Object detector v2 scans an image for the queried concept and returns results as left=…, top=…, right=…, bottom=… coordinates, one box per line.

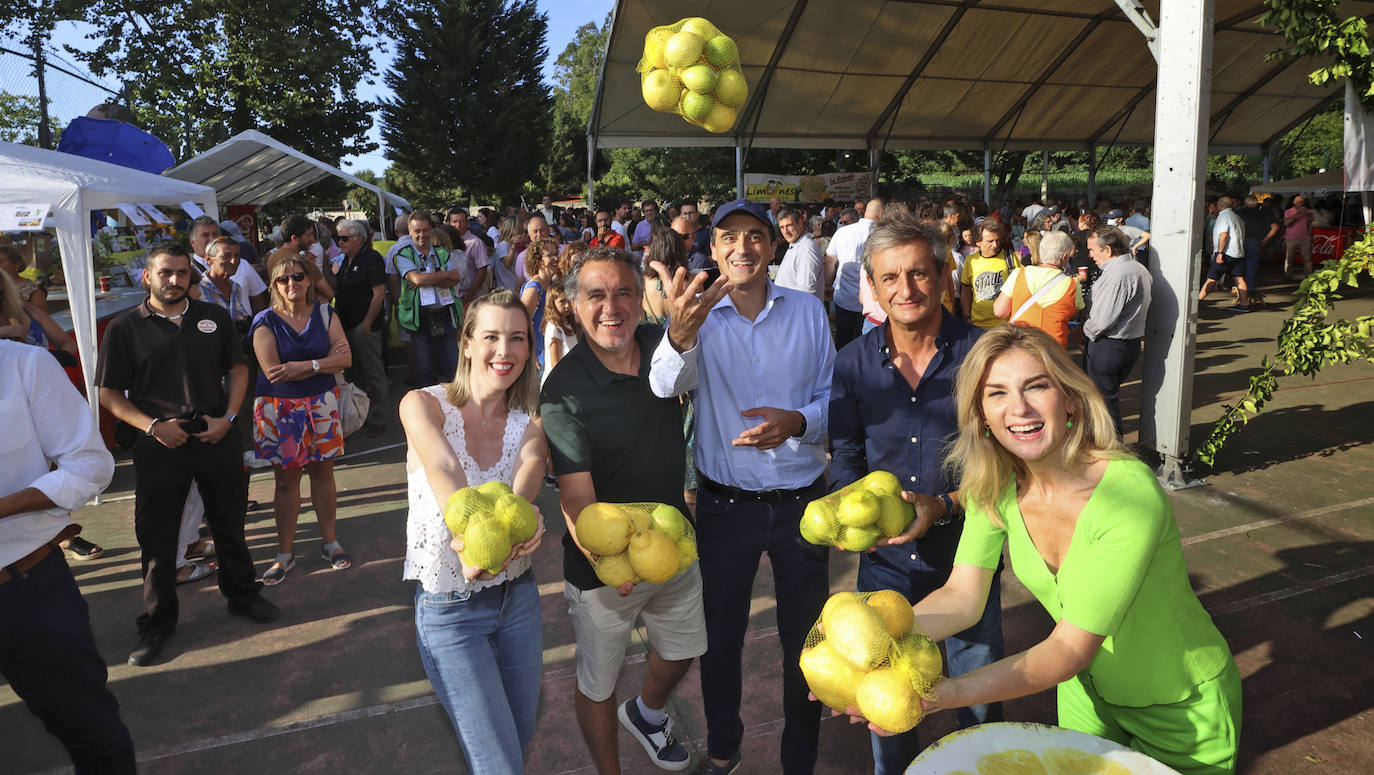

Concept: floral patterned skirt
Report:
left=253, top=387, right=344, bottom=469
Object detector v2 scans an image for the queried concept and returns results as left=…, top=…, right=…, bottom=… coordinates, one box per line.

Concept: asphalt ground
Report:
left=6, top=268, right=1372, bottom=774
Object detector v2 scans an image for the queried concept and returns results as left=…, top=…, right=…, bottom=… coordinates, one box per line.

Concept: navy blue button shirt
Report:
left=828, top=311, right=983, bottom=573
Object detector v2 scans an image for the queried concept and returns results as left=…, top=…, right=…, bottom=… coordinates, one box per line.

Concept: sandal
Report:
left=321, top=546, right=352, bottom=570
left=63, top=536, right=105, bottom=561
left=185, top=539, right=216, bottom=561
left=177, top=560, right=217, bottom=585
left=262, top=554, right=295, bottom=586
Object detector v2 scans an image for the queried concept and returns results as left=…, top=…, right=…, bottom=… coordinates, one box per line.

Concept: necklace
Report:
left=153, top=299, right=190, bottom=321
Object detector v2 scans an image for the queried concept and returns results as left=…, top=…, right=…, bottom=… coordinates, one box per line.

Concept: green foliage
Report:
left=1260, top=0, right=1374, bottom=108
left=600, top=147, right=736, bottom=205
left=0, top=92, right=58, bottom=145
left=72, top=0, right=378, bottom=164
left=380, top=0, right=551, bottom=205
left=541, top=16, right=608, bottom=197
left=1195, top=236, right=1374, bottom=466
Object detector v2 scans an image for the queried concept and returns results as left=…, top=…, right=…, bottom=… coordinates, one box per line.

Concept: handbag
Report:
left=319, top=303, right=371, bottom=437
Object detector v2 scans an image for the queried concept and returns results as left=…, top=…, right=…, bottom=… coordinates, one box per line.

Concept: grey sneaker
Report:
left=618, top=698, right=692, bottom=771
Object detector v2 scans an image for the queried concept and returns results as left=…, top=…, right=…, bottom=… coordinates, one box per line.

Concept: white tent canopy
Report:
left=1251, top=169, right=1344, bottom=195
left=590, top=0, right=1365, bottom=155
left=0, top=142, right=219, bottom=423
left=165, top=130, right=408, bottom=230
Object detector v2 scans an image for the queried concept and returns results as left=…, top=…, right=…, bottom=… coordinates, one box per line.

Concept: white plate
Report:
left=905, top=722, right=1181, bottom=774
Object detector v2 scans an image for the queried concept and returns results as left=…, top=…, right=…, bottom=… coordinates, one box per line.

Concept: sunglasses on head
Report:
left=274, top=271, right=307, bottom=285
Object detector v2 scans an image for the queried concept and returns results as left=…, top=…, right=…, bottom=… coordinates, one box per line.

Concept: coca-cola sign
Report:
left=1312, top=232, right=1341, bottom=259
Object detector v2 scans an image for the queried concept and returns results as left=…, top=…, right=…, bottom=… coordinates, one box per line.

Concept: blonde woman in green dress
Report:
left=852, top=324, right=1241, bottom=775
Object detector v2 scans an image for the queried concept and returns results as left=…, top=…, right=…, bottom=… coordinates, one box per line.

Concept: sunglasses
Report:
left=336, top=234, right=353, bottom=242
left=274, top=272, right=307, bottom=285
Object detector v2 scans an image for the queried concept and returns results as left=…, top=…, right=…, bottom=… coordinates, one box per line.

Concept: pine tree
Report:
left=381, top=0, right=551, bottom=204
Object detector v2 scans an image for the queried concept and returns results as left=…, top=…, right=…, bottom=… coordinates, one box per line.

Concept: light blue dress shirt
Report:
left=649, top=282, right=835, bottom=491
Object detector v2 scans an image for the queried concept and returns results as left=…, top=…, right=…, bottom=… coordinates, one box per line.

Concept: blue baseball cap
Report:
left=710, top=198, right=775, bottom=237
left=1105, top=208, right=1125, bottom=220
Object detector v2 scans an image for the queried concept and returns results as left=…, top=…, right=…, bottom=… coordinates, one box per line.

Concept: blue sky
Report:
left=43, top=0, right=614, bottom=175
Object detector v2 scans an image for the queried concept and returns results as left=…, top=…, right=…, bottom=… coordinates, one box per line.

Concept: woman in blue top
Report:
left=519, top=238, right=556, bottom=375
left=251, top=253, right=353, bottom=585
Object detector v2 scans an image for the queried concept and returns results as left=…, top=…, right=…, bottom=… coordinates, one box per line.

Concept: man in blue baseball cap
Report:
left=648, top=198, right=836, bottom=774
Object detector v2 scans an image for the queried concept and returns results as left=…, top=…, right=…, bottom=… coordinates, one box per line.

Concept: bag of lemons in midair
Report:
left=638, top=17, right=747, bottom=133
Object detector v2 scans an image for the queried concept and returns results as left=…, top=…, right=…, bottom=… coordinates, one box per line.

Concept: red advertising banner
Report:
left=226, top=204, right=258, bottom=243
left=1311, top=226, right=1360, bottom=264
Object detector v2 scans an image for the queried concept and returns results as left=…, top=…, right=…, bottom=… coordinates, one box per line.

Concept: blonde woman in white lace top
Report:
left=399, top=290, right=548, bottom=773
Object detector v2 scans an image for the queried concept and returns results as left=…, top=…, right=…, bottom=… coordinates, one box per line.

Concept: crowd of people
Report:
left=2, top=187, right=1268, bottom=775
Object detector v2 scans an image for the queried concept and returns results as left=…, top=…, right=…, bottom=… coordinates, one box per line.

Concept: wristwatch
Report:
left=311, top=359, right=321, bottom=374
left=934, top=492, right=959, bottom=526
left=792, top=415, right=808, bottom=438
left=225, top=414, right=237, bottom=424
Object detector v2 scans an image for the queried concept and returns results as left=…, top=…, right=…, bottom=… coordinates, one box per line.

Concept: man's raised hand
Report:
left=650, top=261, right=732, bottom=353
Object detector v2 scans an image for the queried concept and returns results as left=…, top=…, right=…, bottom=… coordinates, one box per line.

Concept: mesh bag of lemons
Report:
left=800, top=589, right=944, bottom=734
left=573, top=502, right=697, bottom=587
left=637, top=17, right=748, bottom=133
left=800, top=471, right=915, bottom=552
left=443, top=481, right=539, bottom=575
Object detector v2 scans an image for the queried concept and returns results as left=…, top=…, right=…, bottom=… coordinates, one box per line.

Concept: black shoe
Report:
left=128, top=632, right=168, bottom=666
left=227, top=595, right=281, bottom=624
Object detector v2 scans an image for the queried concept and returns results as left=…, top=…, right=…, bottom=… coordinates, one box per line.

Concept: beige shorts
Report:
left=1285, top=238, right=1310, bottom=262
left=563, top=562, right=707, bottom=703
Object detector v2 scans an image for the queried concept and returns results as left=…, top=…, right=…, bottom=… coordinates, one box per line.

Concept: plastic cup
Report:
left=98, top=276, right=111, bottom=292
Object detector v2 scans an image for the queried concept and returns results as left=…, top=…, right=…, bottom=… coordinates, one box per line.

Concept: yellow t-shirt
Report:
left=960, top=252, right=1012, bottom=328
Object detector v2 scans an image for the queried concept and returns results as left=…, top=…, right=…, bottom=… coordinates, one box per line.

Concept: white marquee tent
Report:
left=166, top=130, right=409, bottom=233
left=0, top=142, right=219, bottom=423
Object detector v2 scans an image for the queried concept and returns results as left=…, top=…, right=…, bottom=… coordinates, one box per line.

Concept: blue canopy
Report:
left=56, top=116, right=175, bottom=175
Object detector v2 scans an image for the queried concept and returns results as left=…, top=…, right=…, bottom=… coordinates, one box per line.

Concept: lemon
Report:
left=650, top=503, right=688, bottom=541
left=875, top=495, right=912, bottom=538
left=837, top=489, right=880, bottom=528
left=642, top=69, right=680, bottom=112
left=822, top=596, right=891, bottom=670
left=799, top=640, right=864, bottom=711
left=837, top=524, right=882, bottom=552
left=800, top=500, right=838, bottom=545
left=863, top=470, right=903, bottom=498
left=976, top=750, right=1049, bottom=775
left=443, top=487, right=491, bottom=537
left=459, top=513, right=513, bottom=575
left=701, top=103, right=736, bottom=134
left=576, top=503, right=632, bottom=556
left=865, top=589, right=914, bottom=638
left=889, top=633, right=943, bottom=694
left=681, top=64, right=719, bottom=94
left=664, top=31, right=705, bottom=68
left=676, top=537, right=698, bottom=573
left=1041, top=748, right=1109, bottom=775
left=856, top=667, right=925, bottom=733
left=680, top=91, right=713, bottom=123
left=495, top=493, right=537, bottom=544
left=594, top=552, right=639, bottom=588
left=679, top=17, right=719, bottom=41
left=642, top=27, right=674, bottom=70
left=627, top=530, right=680, bottom=584
left=714, top=69, right=748, bottom=108
left=704, top=34, right=739, bottom=68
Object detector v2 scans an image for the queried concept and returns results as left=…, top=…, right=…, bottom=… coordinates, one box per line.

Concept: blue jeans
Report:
left=695, top=480, right=830, bottom=774
left=857, top=554, right=1005, bottom=775
left=409, top=308, right=458, bottom=386
left=414, top=572, right=543, bottom=774
left=1243, top=238, right=1262, bottom=292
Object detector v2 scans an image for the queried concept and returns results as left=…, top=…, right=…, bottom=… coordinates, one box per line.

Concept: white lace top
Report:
left=404, top=386, right=533, bottom=594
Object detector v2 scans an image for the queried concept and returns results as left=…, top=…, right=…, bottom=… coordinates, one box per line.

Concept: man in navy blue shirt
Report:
left=829, top=206, right=1004, bottom=774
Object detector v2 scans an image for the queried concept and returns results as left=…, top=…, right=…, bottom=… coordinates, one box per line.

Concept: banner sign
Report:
left=0, top=203, right=50, bottom=231
left=744, top=172, right=873, bottom=203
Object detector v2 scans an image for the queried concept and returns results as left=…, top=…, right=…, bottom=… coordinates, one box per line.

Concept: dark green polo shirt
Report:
left=541, top=323, right=688, bottom=590
left=95, top=298, right=243, bottom=420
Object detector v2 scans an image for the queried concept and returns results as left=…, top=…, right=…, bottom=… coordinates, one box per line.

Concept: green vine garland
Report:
left=1195, top=236, right=1374, bottom=466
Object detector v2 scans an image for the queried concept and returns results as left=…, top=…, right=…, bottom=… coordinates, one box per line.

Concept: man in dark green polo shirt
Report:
left=96, top=245, right=279, bottom=668
left=541, top=246, right=706, bottom=774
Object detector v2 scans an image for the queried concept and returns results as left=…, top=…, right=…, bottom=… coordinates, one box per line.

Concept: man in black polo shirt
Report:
left=541, top=246, right=706, bottom=774
left=96, top=245, right=279, bottom=667
left=333, top=218, right=389, bottom=436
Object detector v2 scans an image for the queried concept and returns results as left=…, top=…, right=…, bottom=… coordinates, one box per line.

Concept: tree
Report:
left=71, top=0, right=378, bottom=164
left=0, top=93, right=57, bottom=145
left=541, top=16, right=608, bottom=198
left=380, top=0, right=551, bottom=205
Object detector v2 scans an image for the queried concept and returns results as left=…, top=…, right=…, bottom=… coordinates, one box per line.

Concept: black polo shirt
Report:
left=95, top=298, right=243, bottom=420
left=333, top=247, right=388, bottom=331
left=541, top=323, right=688, bottom=590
